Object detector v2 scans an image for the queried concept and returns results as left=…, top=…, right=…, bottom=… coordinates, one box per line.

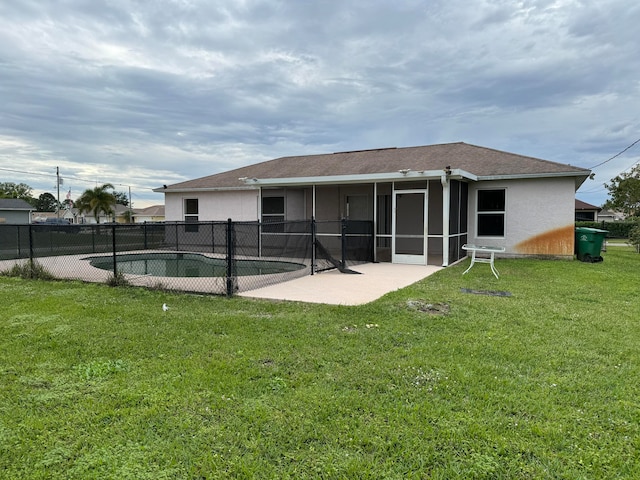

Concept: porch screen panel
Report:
left=460, top=182, right=468, bottom=234
left=447, top=181, right=468, bottom=263
left=428, top=180, right=443, bottom=235
left=449, top=180, right=460, bottom=234
left=395, top=192, right=425, bottom=256
left=449, top=235, right=468, bottom=263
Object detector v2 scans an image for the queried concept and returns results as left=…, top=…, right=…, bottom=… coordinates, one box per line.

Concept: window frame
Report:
left=261, top=196, right=285, bottom=232
left=476, top=189, right=506, bottom=238
left=184, top=198, right=199, bottom=233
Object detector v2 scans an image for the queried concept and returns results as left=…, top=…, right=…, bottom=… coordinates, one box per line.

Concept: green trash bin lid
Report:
left=575, top=227, right=608, bottom=234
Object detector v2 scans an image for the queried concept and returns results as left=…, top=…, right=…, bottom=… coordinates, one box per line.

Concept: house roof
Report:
left=0, top=198, right=34, bottom=210
left=155, top=142, right=591, bottom=192
left=575, top=199, right=601, bottom=211
left=133, top=205, right=165, bottom=216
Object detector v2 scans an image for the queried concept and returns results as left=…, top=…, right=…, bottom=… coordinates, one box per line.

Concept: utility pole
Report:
left=128, top=185, right=133, bottom=223
left=56, top=167, right=61, bottom=218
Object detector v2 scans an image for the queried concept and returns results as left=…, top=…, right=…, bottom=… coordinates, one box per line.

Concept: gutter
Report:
left=477, top=171, right=591, bottom=189
left=240, top=168, right=478, bottom=186
left=152, top=186, right=258, bottom=193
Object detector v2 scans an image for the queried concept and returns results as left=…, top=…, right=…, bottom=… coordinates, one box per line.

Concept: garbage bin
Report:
left=575, top=227, right=608, bottom=262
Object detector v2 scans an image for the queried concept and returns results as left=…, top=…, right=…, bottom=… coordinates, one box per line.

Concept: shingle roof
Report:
left=133, top=205, right=165, bottom=216
left=575, top=199, right=601, bottom=211
left=0, top=198, right=34, bottom=210
left=157, top=142, right=590, bottom=191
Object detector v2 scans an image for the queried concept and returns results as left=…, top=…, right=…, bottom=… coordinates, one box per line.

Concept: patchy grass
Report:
left=1, top=248, right=639, bottom=478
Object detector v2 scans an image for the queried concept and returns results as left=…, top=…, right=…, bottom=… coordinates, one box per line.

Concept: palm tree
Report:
left=75, top=183, right=116, bottom=223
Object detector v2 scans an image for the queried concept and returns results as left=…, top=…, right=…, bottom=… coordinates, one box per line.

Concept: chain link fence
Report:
left=0, top=219, right=374, bottom=296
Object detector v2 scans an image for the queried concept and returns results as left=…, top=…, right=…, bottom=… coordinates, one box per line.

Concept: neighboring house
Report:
left=154, top=142, right=591, bottom=266
left=575, top=199, right=601, bottom=222
left=0, top=198, right=34, bottom=224
left=598, top=209, right=626, bottom=222
left=132, top=205, right=165, bottom=223
left=74, top=204, right=131, bottom=224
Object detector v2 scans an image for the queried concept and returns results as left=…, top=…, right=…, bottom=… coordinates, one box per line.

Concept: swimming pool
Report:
left=86, top=252, right=307, bottom=277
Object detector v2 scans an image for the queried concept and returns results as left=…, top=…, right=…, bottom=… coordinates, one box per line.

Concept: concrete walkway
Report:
left=239, top=263, right=443, bottom=305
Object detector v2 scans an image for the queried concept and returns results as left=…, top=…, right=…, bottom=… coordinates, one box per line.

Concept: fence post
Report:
left=341, top=217, right=347, bottom=270
left=17, top=225, right=22, bottom=258
left=28, top=224, right=34, bottom=277
left=226, top=218, right=236, bottom=297
left=111, top=224, right=118, bottom=278
left=143, top=223, right=148, bottom=250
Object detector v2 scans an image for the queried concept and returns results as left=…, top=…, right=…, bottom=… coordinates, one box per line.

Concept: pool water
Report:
left=87, top=252, right=306, bottom=277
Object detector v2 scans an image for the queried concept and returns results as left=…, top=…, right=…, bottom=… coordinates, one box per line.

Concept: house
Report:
left=154, top=142, right=591, bottom=266
left=597, top=209, right=626, bottom=222
left=73, top=204, right=132, bottom=224
left=0, top=198, right=34, bottom=224
left=132, top=205, right=165, bottom=223
left=575, top=199, right=601, bottom=222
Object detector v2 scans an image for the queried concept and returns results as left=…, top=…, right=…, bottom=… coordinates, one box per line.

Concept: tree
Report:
left=0, top=182, right=34, bottom=201
left=75, top=183, right=116, bottom=223
left=113, top=191, right=130, bottom=207
left=629, top=221, right=640, bottom=253
left=604, top=164, right=640, bottom=217
left=34, top=192, right=59, bottom=212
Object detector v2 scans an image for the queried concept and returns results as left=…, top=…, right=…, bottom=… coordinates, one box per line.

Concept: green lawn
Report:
left=1, top=248, right=639, bottom=479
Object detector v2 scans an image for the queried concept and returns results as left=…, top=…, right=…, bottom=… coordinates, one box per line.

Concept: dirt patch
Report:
left=461, top=288, right=512, bottom=297
left=406, top=300, right=450, bottom=315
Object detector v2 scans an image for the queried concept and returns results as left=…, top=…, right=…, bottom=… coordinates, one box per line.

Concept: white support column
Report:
left=373, top=182, right=378, bottom=262
left=441, top=175, right=450, bottom=267
left=257, top=186, right=262, bottom=220
left=312, top=184, right=316, bottom=218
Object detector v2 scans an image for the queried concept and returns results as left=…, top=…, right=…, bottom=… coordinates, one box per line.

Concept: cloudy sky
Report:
left=1, top=0, right=639, bottom=208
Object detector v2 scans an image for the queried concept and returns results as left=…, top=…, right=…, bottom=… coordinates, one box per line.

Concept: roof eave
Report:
left=478, top=171, right=591, bottom=189
left=245, top=169, right=478, bottom=186
left=153, top=186, right=258, bottom=193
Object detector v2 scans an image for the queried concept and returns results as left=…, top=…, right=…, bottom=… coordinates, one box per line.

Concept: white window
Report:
left=184, top=198, right=199, bottom=232
left=262, top=196, right=285, bottom=232
left=477, top=189, right=505, bottom=237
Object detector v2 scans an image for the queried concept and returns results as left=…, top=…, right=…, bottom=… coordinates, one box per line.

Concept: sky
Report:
left=1, top=0, right=639, bottom=209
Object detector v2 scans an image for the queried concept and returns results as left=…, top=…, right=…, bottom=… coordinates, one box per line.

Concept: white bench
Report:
left=462, top=244, right=505, bottom=279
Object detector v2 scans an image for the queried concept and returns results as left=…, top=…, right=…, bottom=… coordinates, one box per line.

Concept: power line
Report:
left=589, top=137, right=640, bottom=169
left=0, top=166, right=153, bottom=190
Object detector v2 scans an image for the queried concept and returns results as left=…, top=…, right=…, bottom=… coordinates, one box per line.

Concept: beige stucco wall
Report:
left=467, top=177, right=576, bottom=257
left=165, top=190, right=259, bottom=222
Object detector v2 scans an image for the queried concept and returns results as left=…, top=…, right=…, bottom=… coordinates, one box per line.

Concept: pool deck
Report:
left=1, top=254, right=443, bottom=306
left=239, top=263, right=443, bottom=305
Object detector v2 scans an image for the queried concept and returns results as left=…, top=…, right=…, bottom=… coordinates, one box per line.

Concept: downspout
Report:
left=441, top=173, right=451, bottom=267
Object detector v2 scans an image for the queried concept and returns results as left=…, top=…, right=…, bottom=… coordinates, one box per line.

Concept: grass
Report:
left=1, top=248, right=639, bottom=479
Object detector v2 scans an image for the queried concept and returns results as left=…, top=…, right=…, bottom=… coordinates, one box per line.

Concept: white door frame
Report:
left=392, top=188, right=427, bottom=265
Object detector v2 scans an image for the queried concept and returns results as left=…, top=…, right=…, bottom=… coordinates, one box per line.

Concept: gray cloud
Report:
left=1, top=0, right=639, bottom=207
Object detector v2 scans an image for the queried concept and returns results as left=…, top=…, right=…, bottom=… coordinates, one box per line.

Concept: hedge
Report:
left=575, top=221, right=638, bottom=238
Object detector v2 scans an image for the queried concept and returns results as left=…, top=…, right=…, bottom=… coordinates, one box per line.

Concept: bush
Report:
left=0, top=260, right=55, bottom=280
left=575, top=221, right=637, bottom=238
left=629, top=222, right=640, bottom=253
left=106, top=271, right=131, bottom=287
